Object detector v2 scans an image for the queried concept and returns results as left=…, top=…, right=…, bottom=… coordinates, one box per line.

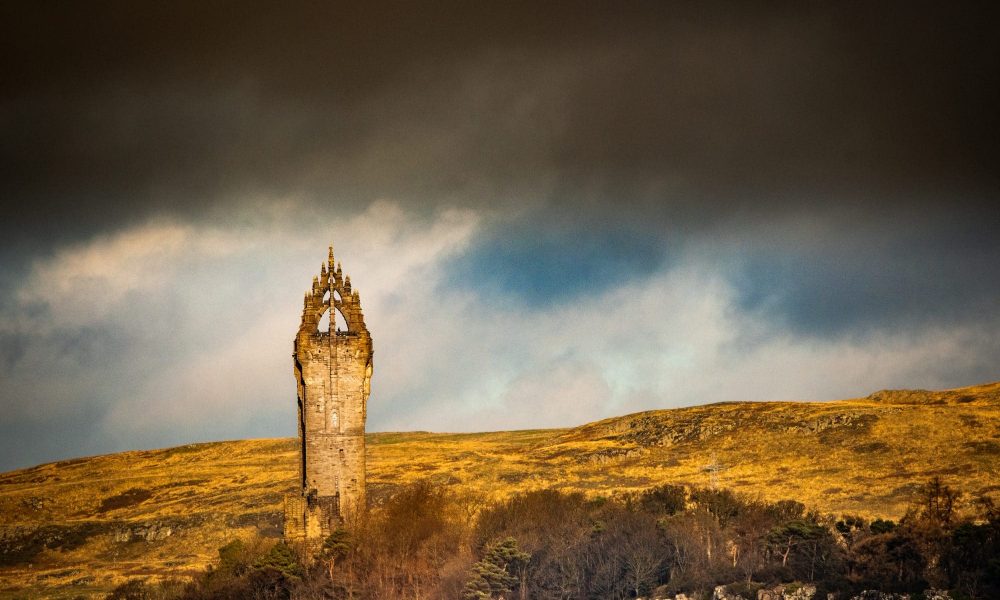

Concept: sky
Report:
left=1, top=2, right=999, bottom=471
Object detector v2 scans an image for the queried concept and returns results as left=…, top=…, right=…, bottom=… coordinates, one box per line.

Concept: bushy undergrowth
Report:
left=108, top=477, right=1000, bottom=600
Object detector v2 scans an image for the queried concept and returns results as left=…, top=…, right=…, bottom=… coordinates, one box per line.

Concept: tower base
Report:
left=283, top=493, right=340, bottom=559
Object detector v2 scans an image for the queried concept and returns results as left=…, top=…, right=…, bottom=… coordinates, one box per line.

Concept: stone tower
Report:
left=284, top=246, right=373, bottom=549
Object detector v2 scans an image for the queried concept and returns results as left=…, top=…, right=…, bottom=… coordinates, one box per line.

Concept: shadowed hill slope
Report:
left=1, top=382, right=998, bottom=597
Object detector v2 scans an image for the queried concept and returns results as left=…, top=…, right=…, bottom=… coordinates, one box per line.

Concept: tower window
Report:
left=333, top=307, right=349, bottom=332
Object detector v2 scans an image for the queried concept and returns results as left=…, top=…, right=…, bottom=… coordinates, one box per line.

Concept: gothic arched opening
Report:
left=333, top=307, right=349, bottom=332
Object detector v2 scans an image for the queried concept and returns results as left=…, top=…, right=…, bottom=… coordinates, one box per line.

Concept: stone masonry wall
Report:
left=285, top=246, right=373, bottom=548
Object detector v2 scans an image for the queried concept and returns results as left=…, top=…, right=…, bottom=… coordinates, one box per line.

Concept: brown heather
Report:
left=1, top=381, right=998, bottom=597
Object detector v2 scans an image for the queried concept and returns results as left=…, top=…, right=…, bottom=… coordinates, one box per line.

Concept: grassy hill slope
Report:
left=2, top=382, right=999, bottom=597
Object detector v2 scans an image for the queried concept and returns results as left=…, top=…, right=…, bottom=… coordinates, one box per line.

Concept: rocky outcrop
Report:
left=785, top=413, right=877, bottom=435
left=583, top=446, right=647, bottom=464
left=757, top=584, right=817, bottom=600
left=866, top=383, right=1000, bottom=405
left=111, top=522, right=173, bottom=542
left=710, top=583, right=819, bottom=600
left=848, top=591, right=951, bottom=600
left=714, top=586, right=747, bottom=600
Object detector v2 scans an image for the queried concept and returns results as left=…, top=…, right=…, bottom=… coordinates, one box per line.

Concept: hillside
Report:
left=2, top=382, right=999, bottom=598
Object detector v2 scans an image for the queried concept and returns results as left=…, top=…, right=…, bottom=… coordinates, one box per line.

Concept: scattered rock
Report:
left=112, top=522, right=173, bottom=543
left=787, top=413, right=876, bottom=435
left=757, top=583, right=816, bottom=600
left=585, top=447, right=647, bottom=464
left=19, top=496, right=48, bottom=511
left=715, top=585, right=748, bottom=600
left=848, top=591, right=911, bottom=600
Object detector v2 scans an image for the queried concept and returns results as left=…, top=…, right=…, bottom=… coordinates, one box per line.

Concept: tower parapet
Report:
left=284, top=245, right=373, bottom=552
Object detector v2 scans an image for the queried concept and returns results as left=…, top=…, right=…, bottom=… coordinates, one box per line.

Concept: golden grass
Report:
left=1, top=382, right=998, bottom=598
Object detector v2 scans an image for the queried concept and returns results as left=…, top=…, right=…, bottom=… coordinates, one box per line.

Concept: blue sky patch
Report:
left=446, top=220, right=671, bottom=307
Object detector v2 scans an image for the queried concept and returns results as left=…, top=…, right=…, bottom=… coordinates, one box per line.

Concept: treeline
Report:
left=107, top=477, right=999, bottom=600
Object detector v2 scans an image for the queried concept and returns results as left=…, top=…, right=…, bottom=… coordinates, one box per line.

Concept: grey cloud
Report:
left=724, top=206, right=1000, bottom=337
left=2, top=2, right=997, bottom=250
left=0, top=412, right=108, bottom=473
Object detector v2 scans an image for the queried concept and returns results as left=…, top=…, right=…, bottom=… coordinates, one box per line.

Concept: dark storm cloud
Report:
left=0, top=409, right=110, bottom=473
left=732, top=206, right=1000, bottom=336
left=0, top=332, right=27, bottom=371
left=2, top=2, right=997, bottom=241
left=445, top=198, right=1000, bottom=337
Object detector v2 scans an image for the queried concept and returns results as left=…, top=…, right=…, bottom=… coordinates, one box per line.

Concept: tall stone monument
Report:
left=284, top=246, right=373, bottom=550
